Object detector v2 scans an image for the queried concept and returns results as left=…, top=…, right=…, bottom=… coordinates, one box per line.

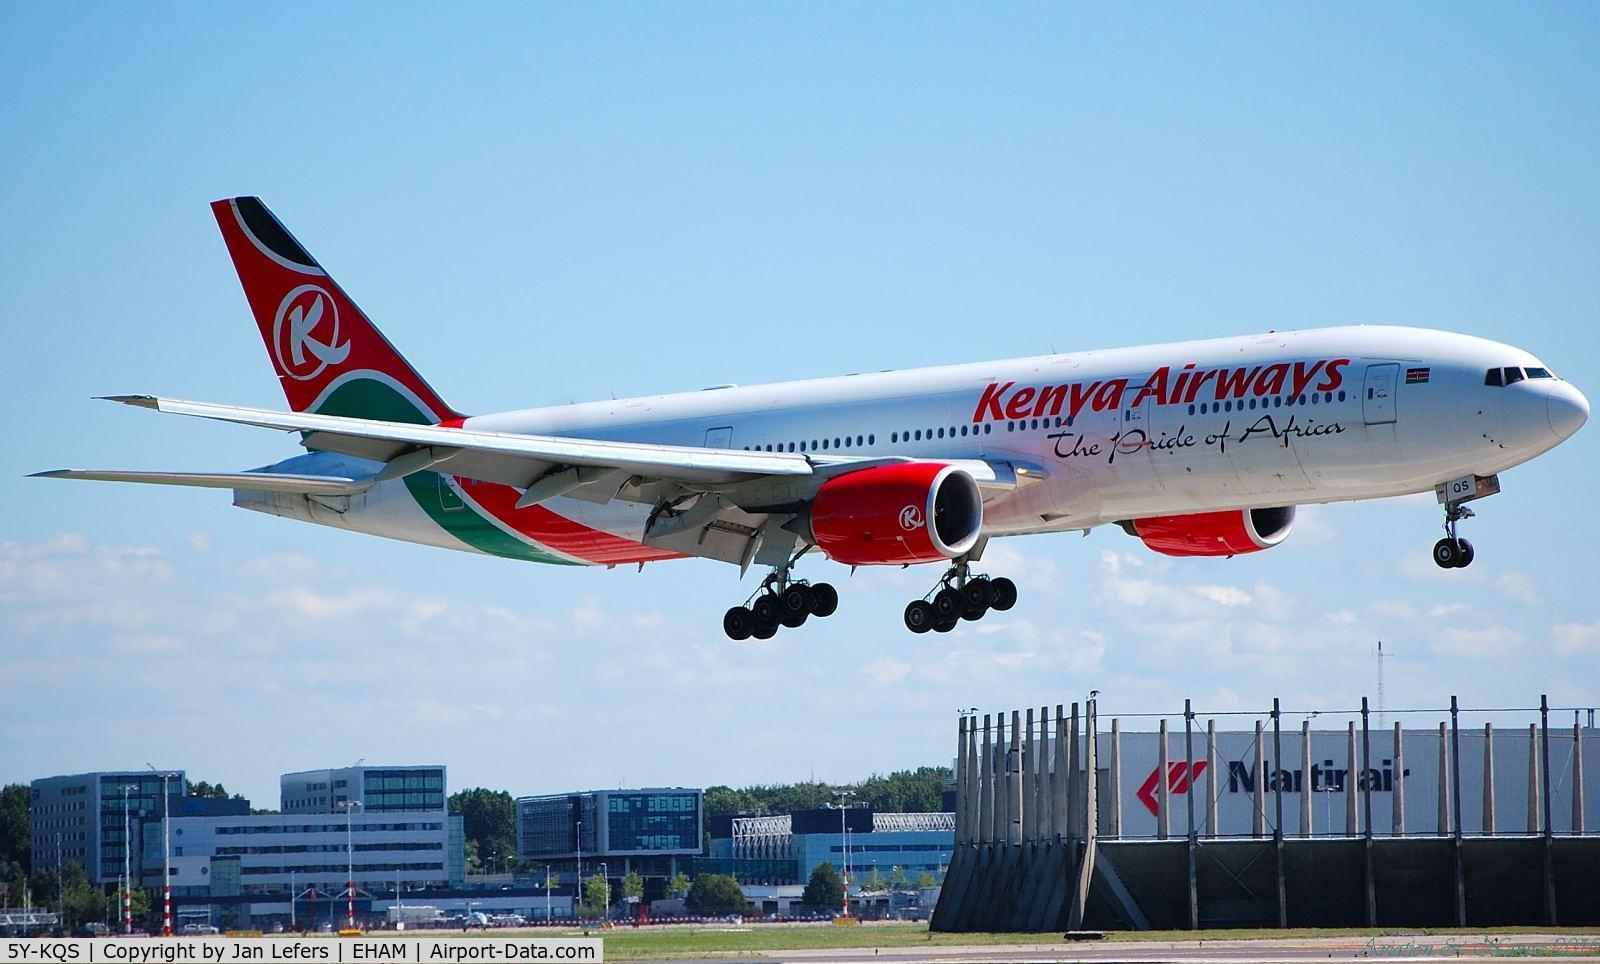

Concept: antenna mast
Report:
left=1376, top=640, right=1386, bottom=732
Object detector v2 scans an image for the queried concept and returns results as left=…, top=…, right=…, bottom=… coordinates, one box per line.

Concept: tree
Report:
left=448, top=789, right=518, bottom=874
left=801, top=862, right=844, bottom=911
left=0, top=785, right=30, bottom=875
left=860, top=867, right=886, bottom=892
left=186, top=781, right=242, bottom=800
left=664, top=872, right=691, bottom=900
left=914, top=870, right=938, bottom=889
left=620, top=870, right=644, bottom=902
left=579, top=874, right=610, bottom=918
left=685, top=874, right=747, bottom=916
left=888, top=866, right=909, bottom=891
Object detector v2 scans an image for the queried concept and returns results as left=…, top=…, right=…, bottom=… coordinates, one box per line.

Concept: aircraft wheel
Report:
left=904, top=600, right=934, bottom=634
left=723, top=606, right=754, bottom=641
left=751, top=621, right=778, bottom=640
left=932, top=587, right=963, bottom=620
left=780, top=586, right=811, bottom=627
left=961, top=604, right=986, bottom=622
left=933, top=615, right=959, bottom=633
left=989, top=577, right=1018, bottom=611
left=811, top=582, right=839, bottom=618
left=1455, top=538, right=1475, bottom=568
left=752, top=593, right=781, bottom=629
left=962, top=578, right=994, bottom=612
left=1432, top=538, right=1460, bottom=569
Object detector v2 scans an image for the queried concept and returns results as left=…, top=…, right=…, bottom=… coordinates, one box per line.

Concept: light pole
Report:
left=598, top=862, right=609, bottom=921
left=289, top=870, right=295, bottom=931
left=575, top=819, right=583, bottom=916
left=121, top=784, right=137, bottom=934
left=830, top=790, right=855, bottom=918
left=339, top=800, right=361, bottom=930
left=145, top=766, right=175, bottom=936
left=541, top=866, right=551, bottom=923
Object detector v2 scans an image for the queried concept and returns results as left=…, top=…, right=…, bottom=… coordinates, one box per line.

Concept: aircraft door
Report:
left=1363, top=364, right=1399, bottom=425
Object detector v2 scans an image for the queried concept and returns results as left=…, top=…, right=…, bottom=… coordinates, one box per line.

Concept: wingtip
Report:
left=28, top=470, right=73, bottom=479
left=97, top=395, right=159, bottom=409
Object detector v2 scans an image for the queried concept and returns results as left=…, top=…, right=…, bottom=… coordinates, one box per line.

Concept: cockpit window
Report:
left=1527, top=367, right=1553, bottom=379
left=1504, top=367, right=1525, bottom=384
left=1485, top=368, right=1503, bottom=387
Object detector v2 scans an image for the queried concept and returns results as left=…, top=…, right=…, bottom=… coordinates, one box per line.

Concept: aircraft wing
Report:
left=29, top=469, right=370, bottom=495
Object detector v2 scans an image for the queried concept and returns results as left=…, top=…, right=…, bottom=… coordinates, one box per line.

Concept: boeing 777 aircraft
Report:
left=36, top=198, right=1589, bottom=638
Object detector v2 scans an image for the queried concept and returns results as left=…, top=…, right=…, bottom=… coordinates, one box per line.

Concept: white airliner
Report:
left=36, top=198, right=1589, bottom=638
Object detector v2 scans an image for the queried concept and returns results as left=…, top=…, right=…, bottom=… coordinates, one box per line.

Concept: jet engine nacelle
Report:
left=808, top=462, right=983, bottom=566
left=1127, top=506, right=1295, bottom=557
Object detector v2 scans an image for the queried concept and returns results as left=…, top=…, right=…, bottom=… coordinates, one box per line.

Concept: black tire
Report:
left=723, top=606, right=754, bottom=641
left=1432, top=538, right=1459, bottom=569
left=752, top=594, right=781, bottom=628
left=1455, top=538, right=1475, bottom=568
left=810, top=582, right=839, bottom=618
left=933, top=615, right=959, bottom=633
left=751, top=621, right=777, bottom=640
left=932, top=587, right=963, bottom=620
left=780, top=586, right=810, bottom=627
left=962, top=578, right=993, bottom=612
left=961, top=605, right=986, bottom=622
left=904, top=600, right=934, bottom=634
left=989, top=577, right=1018, bottom=611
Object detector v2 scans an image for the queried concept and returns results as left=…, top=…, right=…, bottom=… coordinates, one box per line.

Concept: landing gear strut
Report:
left=904, top=561, right=1016, bottom=634
left=723, top=548, right=838, bottom=640
left=1432, top=504, right=1476, bottom=569
left=1431, top=473, right=1500, bottom=569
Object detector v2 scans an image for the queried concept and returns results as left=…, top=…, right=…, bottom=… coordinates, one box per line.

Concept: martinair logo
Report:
left=1136, top=761, right=1208, bottom=816
left=273, top=284, right=351, bottom=381
left=899, top=505, right=925, bottom=531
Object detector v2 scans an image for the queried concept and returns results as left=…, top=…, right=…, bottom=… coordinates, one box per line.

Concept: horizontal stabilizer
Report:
left=30, top=469, right=371, bottom=495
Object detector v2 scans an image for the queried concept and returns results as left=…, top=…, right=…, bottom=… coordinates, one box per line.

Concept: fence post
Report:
left=1451, top=696, right=1465, bottom=927
left=1206, top=719, right=1219, bottom=840
left=1053, top=705, right=1068, bottom=840
left=1158, top=718, right=1170, bottom=840
left=1185, top=699, right=1198, bottom=931
left=1541, top=695, right=1556, bottom=925
left=1272, top=698, right=1287, bottom=929
left=1253, top=720, right=1266, bottom=839
left=1025, top=707, right=1037, bottom=843
left=1483, top=723, right=1496, bottom=835
left=1346, top=721, right=1359, bottom=836
left=1009, top=710, right=1023, bottom=845
left=1574, top=721, right=1586, bottom=835
left=1437, top=723, right=1451, bottom=837
left=1527, top=723, right=1540, bottom=836
left=1106, top=717, right=1119, bottom=841
left=1361, top=697, right=1375, bottom=926
left=1301, top=719, right=1313, bottom=836
left=1393, top=722, right=1406, bottom=836
left=956, top=716, right=968, bottom=845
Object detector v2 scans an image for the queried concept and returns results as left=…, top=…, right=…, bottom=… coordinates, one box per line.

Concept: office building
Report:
left=279, top=765, right=446, bottom=814
left=516, top=788, right=701, bottom=884
left=709, top=807, right=955, bottom=886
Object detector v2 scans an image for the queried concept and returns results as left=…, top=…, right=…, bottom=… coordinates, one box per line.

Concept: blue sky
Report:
left=2, top=3, right=1597, bottom=807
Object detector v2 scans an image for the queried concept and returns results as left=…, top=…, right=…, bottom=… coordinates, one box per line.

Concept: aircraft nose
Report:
left=1548, top=381, right=1589, bottom=441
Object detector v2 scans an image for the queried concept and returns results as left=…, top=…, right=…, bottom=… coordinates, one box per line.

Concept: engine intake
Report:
left=1127, top=506, right=1295, bottom=557
left=808, top=463, right=983, bottom=566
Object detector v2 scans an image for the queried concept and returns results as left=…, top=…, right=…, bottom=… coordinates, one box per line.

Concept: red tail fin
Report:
left=211, top=197, right=459, bottom=422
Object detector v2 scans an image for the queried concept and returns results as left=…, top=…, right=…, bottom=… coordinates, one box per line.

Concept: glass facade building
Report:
left=280, top=765, right=446, bottom=814
left=31, top=771, right=190, bottom=886
left=517, top=789, right=701, bottom=860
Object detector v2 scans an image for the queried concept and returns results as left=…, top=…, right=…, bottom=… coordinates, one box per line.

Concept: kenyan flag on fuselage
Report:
left=211, top=196, right=669, bottom=567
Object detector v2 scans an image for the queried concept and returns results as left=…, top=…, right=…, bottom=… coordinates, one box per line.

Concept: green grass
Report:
left=480, top=922, right=1600, bottom=961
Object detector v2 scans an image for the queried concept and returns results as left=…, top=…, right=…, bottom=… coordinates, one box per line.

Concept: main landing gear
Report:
left=1432, top=504, right=1476, bottom=569
left=1431, top=473, right=1502, bottom=569
left=904, top=562, right=1016, bottom=634
left=723, top=553, right=838, bottom=641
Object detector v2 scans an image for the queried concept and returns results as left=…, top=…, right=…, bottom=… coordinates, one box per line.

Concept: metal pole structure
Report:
left=1450, top=696, right=1465, bottom=926
left=981, top=714, right=994, bottom=844
left=1184, top=699, right=1197, bottom=931
left=1056, top=706, right=1071, bottom=841
left=290, top=870, right=295, bottom=930
left=1252, top=720, right=1266, bottom=838
left=1528, top=724, right=1541, bottom=836
left=122, top=784, right=134, bottom=934
left=1575, top=722, right=1586, bottom=836
left=1009, top=710, right=1023, bottom=845
left=1361, top=697, right=1375, bottom=926
left=1300, top=719, right=1313, bottom=836
left=1437, top=724, right=1451, bottom=837
left=146, top=765, right=173, bottom=937
left=1068, top=695, right=1098, bottom=931
left=956, top=716, right=968, bottom=845
left=577, top=818, right=583, bottom=917
left=1025, top=707, right=1037, bottom=843
left=1272, top=699, right=1286, bottom=929
left=1107, top=717, right=1120, bottom=840
left=1346, top=722, right=1359, bottom=836
left=342, top=800, right=360, bottom=930
left=1541, top=695, right=1556, bottom=925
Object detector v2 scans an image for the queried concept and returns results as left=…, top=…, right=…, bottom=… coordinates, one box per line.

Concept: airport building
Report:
left=280, top=765, right=446, bottom=814
left=706, top=807, right=956, bottom=886
left=28, top=771, right=250, bottom=887
left=516, top=788, right=702, bottom=884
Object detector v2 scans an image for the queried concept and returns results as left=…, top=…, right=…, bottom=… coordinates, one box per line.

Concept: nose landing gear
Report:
left=723, top=550, right=838, bottom=640
left=904, top=562, right=1016, bottom=634
left=1431, top=473, right=1500, bottom=569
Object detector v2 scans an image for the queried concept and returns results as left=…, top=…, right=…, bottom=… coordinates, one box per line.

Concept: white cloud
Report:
left=1550, top=621, right=1600, bottom=658
left=1496, top=572, right=1540, bottom=605
left=862, top=657, right=912, bottom=685
left=1428, top=625, right=1523, bottom=660
left=1193, top=584, right=1252, bottom=607
left=187, top=531, right=215, bottom=552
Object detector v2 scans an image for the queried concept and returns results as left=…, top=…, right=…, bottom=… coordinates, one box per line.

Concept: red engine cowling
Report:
left=1129, top=506, right=1295, bottom=557
left=809, top=462, right=983, bottom=566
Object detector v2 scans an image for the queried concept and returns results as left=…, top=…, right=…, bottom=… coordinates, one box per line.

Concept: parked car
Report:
left=179, top=923, right=220, bottom=935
